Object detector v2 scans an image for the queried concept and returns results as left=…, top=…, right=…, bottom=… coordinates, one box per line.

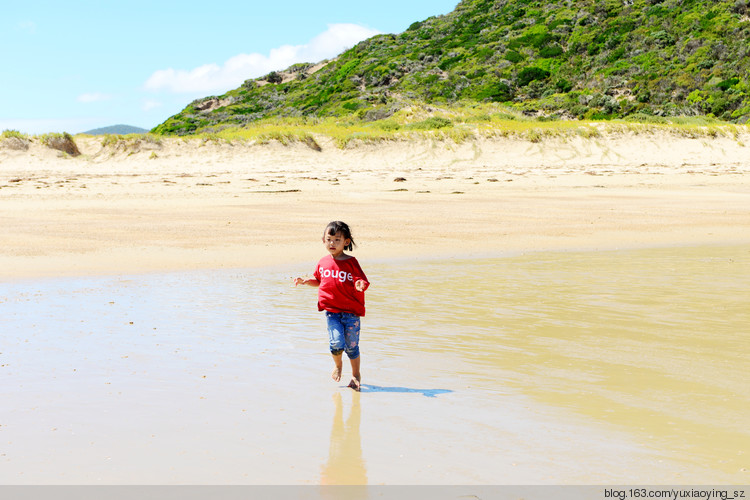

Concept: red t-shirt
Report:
left=313, top=255, right=369, bottom=316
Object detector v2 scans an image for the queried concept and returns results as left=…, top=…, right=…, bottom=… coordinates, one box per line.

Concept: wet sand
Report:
left=1, top=247, right=748, bottom=484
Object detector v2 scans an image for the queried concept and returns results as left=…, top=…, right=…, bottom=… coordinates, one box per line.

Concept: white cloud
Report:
left=142, top=100, right=163, bottom=111
left=144, top=23, right=381, bottom=94
left=77, top=93, right=112, bottom=103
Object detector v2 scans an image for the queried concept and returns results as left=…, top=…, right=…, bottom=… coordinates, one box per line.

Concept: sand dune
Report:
left=1, top=132, right=749, bottom=279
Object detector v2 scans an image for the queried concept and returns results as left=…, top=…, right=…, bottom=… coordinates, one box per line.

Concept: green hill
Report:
left=153, top=0, right=750, bottom=135
left=83, top=124, right=149, bottom=135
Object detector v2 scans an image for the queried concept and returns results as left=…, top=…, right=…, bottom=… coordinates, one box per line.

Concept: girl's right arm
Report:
left=293, top=277, right=320, bottom=287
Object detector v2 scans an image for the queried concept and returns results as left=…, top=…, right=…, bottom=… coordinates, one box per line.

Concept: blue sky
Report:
left=1, top=1, right=459, bottom=135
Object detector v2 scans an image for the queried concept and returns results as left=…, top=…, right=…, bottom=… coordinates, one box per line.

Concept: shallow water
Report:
left=1, top=246, right=748, bottom=484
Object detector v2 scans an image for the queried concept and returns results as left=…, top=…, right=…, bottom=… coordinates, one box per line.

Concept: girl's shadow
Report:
left=358, top=384, right=452, bottom=398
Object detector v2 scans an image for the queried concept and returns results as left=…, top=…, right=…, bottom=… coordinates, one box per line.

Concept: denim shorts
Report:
left=325, top=311, right=361, bottom=359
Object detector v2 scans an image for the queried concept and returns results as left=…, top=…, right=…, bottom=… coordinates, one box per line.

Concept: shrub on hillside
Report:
left=407, top=117, right=453, bottom=130
left=517, top=67, right=551, bottom=87
left=265, top=71, right=283, bottom=84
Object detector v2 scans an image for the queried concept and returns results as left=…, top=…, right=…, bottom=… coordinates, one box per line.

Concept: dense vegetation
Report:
left=153, top=0, right=750, bottom=135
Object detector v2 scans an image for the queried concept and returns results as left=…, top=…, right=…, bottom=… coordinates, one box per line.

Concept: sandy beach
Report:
left=2, top=131, right=750, bottom=487
left=2, top=130, right=749, bottom=279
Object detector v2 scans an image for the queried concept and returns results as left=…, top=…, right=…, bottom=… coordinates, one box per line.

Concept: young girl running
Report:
left=294, top=221, right=370, bottom=391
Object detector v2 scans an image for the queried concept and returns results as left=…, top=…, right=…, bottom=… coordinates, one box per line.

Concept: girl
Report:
left=294, top=221, right=369, bottom=391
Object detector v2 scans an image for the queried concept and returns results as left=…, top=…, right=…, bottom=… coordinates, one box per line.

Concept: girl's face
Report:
left=323, top=231, right=350, bottom=258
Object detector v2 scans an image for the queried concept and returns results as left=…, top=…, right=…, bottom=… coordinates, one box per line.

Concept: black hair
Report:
left=324, top=220, right=356, bottom=251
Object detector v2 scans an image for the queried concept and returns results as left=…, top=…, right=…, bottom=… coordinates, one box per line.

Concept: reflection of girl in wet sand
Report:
left=294, top=221, right=370, bottom=391
left=321, top=392, right=367, bottom=485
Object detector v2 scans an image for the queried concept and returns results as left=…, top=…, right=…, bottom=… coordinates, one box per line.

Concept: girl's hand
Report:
left=355, top=279, right=368, bottom=292
left=293, top=276, right=319, bottom=287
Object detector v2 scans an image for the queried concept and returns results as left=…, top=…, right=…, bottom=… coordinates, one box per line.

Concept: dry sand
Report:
left=1, top=131, right=749, bottom=280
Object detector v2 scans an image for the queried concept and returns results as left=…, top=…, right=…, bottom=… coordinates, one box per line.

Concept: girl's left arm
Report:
left=353, top=261, right=369, bottom=292
left=354, top=279, right=368, bottom=292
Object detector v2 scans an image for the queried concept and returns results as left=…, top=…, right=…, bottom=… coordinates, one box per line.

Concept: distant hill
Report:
left=154, top=0, right=750, bottom=135
left=83, top=124, right=149, bottom=135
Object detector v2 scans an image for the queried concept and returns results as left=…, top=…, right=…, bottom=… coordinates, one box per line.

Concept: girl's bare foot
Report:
left=331, top=366, right=342, bottom=382
left=348, top=376, right=361, bottom=391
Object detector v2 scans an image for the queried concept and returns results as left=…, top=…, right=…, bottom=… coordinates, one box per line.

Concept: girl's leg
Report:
left=326, top=312, right=346, bottom=382
left=331, top=352, right=343, bottom=382
left=348, top=355, right=361, bottom=391
left=341, top=314, right=362, bottom=391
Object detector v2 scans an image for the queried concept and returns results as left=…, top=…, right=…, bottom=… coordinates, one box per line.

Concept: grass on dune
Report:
left=197, top=103, right=747, bottom=148
left=1, top=129, right=29, bottom=140
left=3, top=104, right=747, bottom=153
left=97, top=133, right=163, bottom=149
